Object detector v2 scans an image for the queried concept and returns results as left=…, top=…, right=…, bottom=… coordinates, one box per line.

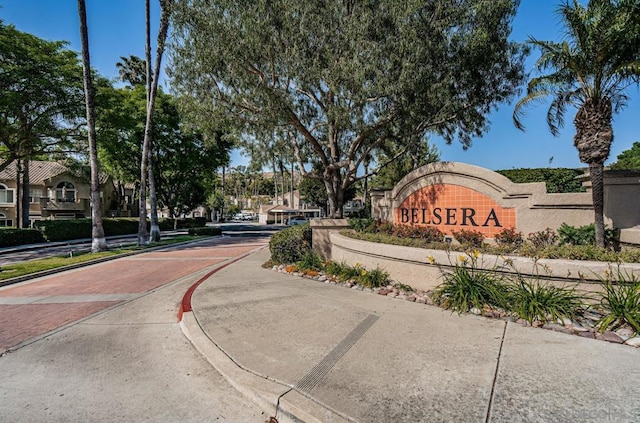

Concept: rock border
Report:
left=272, top=264, right=640, bottom=349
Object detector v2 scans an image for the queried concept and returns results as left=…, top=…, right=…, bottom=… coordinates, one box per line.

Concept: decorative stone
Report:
left=532, top=320, right=544, bottom=328
left=596, top=330, right=624, bottom=344
left=543, top=323, right=573, bottom=334
left=615, top=327, right=635, bottom=340
left=560, top=317, right=573, bottom=327
left=571, top=324, right=590, bottom=333
left=406, top=295, right=416, bottom=302
left=396, top=294, right=408, bottom=301
left=318, top=275, right=327, bottom=282
left=386, top=292, right=398, bottom=298
left=577, top=331, right=596, bottom=339
left=624, top=337, right=640, bottom=347
left=470, top=308, right=481, bottom=315
left=416, top=297, right=427, bottom=304
left=378, top=289, right=391, bottom=296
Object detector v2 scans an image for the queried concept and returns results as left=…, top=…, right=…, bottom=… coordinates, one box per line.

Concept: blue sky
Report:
left=1, top=0, right=638, bottom=171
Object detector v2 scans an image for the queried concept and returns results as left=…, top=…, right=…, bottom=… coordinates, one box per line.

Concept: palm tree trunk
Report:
left=15, top=160, right=21, bottom=228
left=139, top=0, right=171, bottom=245
left=148, top=152, right=161, bottom=242
left=589, top=163, right=606, bottom=247
left=78, top=0, right=107, bottom=252
left=21, top=157, right=30, bottom=228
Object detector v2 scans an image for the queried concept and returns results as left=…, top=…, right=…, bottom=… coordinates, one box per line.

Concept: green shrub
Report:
left=451, top=228, right=485, bottom=247
left=348, top=218, right=374, bottom=232
left=269, top=223, right=312, bottom=264
left=187, top=226, right=222, bottom=236
left=35, top=219, right=92, bottom=242
left=597, top=269, right=640, bottom=333
left=323, top=260, right=348, bottom=276
left=496, top=168, right=585, bottom=193
left=297, top=251, right=324, bottom=271
left=0, top=228, right=46, bottom=247
left=35, top=218, right=146, bottom=242
left=357, top=266, right=390, bottom=288
left=102, top=218, right=140, bottom=236
left=432, top=253, right=510, bottom=313
left=557, top=223, right=617, bottom=247
left=494, top=227, right=523, bottom=246
left=336, top=263, right=364, bottom=282
left=159, top=217, right=208, bottom=230
left=527, top=228, right=558, bottom=248
left=508, top=278, right=584, bottom=324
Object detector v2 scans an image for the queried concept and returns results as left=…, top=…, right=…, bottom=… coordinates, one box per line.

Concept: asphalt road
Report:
left=0, top=222, right=282, bottom=266
left=0, top=233, right=274, bottom=422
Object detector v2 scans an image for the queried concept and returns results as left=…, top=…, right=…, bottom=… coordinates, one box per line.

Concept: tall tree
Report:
left=513, top=0, right=640, bottom=247
left=138, top=0, right=172, bottom=245
left=610, top=141, right=640, bottom=170
left=77, top=0, right=107, bottom=252
left=116, top=55, right=147, bottom=86
left=0, top=21, right=84, bottom=172
left=370, top=138, right=441, bottom=189
left=170, top=0, right=527, bottom=217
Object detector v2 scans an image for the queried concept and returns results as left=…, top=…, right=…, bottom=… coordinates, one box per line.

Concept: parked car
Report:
left=287, top=216, right=309, bottom=226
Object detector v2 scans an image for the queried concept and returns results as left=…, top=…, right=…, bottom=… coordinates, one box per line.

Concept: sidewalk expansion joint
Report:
left=485, top=320, right=508, bottom=423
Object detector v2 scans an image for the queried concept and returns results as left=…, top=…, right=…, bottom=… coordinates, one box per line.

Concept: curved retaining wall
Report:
left=330, top=233, right=640, bottom=294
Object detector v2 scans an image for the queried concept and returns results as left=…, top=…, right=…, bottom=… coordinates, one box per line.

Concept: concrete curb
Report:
left=177, top=246, right=353, bottom=423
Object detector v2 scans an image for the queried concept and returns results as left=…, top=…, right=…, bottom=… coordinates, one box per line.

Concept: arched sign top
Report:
left=391, top=161, right=546, bottom=206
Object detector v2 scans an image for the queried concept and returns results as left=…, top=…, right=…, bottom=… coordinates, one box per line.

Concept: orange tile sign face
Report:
left=394, top=184, right=515, bottom=237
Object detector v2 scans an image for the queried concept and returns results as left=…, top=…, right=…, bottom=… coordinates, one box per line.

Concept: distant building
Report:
left=0, top=160, right=128, bottom=227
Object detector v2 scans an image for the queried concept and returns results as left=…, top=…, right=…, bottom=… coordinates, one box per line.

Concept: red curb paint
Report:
left=177, top=246, right=265, bottom=321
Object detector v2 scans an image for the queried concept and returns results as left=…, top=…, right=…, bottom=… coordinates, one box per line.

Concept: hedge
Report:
left=496, top=168, right=585, bottom=193
left=34, top=217, right=208, bottom=242
left=188, top=226, right=222, bottom=236
left=0, top=228, right=46, bottom=248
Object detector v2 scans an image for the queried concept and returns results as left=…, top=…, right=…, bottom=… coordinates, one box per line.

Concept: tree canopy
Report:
left=169, top=0, right=527, bottom=217
left=0, top=21, right=84, bottom=172
left=610, top=141, right=640, bottom=170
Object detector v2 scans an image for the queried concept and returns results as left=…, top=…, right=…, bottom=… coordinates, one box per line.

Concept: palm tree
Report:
left=116, top=55, right=147, bottom=87
left=138, top=0, right=172, bottom=245
left=77, top=0, right=108, bottom=252
left=514, top=0, right=640, bottom=247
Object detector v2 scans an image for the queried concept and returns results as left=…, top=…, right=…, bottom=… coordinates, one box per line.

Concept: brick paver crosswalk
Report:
left=0, top=237, right=267, bottom=353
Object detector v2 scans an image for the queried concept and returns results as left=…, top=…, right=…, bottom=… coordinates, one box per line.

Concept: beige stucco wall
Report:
left=310, top=218, right=351, bottom=260
left=371, top=162, right=640, bottom=240
left=330, top=233, right=640, bottom=294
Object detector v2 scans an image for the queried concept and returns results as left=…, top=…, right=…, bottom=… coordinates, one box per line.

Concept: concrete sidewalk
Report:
left=181, top=248, right=640, bottom=423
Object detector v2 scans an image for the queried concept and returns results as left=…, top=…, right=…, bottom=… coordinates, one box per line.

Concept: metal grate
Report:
left=295, top=314, right=379, bottom=394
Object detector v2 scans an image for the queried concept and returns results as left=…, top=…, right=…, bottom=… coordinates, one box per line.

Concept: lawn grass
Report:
left=0, top=235, right=204, bottom=282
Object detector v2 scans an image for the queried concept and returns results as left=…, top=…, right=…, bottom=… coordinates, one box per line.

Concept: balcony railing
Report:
left=40, top=198, right=88, bottom=211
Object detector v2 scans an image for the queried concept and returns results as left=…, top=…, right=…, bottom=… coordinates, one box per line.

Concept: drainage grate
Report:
left=295, top=314, right=379, bottom=394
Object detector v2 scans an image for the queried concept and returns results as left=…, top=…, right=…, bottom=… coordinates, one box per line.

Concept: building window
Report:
left=29, top=188, right=43, bottom=203
left=0, top=184, right=14, bottom=204
left=0, top=213, right=12, bottom=227
left=56, top=181, right=76, bottom=202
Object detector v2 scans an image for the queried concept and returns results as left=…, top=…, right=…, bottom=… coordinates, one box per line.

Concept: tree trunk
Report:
left=21, top=157, right=30, bottom=228
left=589, top=163, right=606, bottom=247
left=78, top=0, right=107, bottom=252
left=148, top=153, right=161, bottom=242
left=574, top=99, right=613, bottom=249
left=139, top=0, right=171, bottom=245
left=15, top=161, right=21, bottom=228
left=325, top=168, right=344, bottom=218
